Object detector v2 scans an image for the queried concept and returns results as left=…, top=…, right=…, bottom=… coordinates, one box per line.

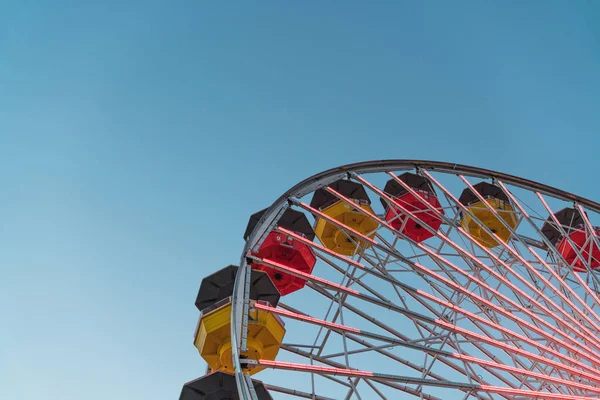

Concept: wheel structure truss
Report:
left=231, top=160, right=600, bottom=400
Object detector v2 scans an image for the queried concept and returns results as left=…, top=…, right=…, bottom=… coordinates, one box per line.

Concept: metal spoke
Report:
left=225, top=160, right=600, bottom=399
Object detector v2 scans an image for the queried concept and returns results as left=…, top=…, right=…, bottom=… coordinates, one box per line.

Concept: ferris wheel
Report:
left=180, top=160, right=600, bottom=400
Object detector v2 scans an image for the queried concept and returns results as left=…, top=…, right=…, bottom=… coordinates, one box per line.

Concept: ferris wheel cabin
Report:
left=541, top=208, right=600, bottom=272
left=311, top=179, right=379, bottom=256
left=180, top=371, right=273, bottom=400
left=380, top=172, right=444, bottom=243
left=192, top=265, right=285, bottom=376
left=459, top=182, right=520, bottom=248
left=245, top=208, right=317, bottom=296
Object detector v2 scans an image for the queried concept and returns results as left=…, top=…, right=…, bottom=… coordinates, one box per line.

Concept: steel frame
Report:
left=232, top=160, right=600, bottom=400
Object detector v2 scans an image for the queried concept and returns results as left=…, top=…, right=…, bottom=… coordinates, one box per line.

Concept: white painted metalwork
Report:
left=231, top=160, right=600, bottom=399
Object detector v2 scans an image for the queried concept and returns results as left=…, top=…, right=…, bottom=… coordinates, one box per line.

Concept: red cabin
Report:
left=244, top=208, right=317, bottom=295
left=541, top=208, right=600, bottom=272
left=556, top=227, right=600, bottom=272
left=380, top=173, right=444, bottom=243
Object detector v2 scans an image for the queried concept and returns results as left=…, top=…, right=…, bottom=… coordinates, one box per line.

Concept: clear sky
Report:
left=1, top=1, right=599, bottom=399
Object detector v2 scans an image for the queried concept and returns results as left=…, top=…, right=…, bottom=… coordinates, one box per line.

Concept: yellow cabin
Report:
left=459, top=182, right=519, bottom=248
left=314, top=201, right=378, bottom=256
left=194, top=300, right=285, bottom=375
left=310, top=180, right=379, bottom=256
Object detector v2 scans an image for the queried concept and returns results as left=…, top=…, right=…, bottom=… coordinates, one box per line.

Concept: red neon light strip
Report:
left=301, top=180, right=600, bottom=377
left=457, top=175, right=600, bottom=345
left=351, top=173, right=600, bottom=369
left=255, top=302, right=361, bottom=333
left=257, top=359, right=596, bottom=399
left=250, top=256, right=360, bottom=296
left=452, top=352, right=600, bottom=393
left=455, top=225, right=600, bottom=352
left=273, top=206, right=519, bottom=386
left=421, top=170, right=600, bottom=360
left=497, top=181, right=600, bottom=329
left=416, top=288, right=600, bottom=375
left=274, top=226, right=366, bottom=270
left=359, top=172, right=600, bottom=364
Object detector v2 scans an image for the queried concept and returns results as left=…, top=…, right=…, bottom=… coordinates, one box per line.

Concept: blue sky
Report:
left=1, top=1, right=599, bottom=399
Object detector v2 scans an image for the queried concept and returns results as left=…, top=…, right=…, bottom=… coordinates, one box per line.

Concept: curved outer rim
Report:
left=231, top=159, right=600, bottom=399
